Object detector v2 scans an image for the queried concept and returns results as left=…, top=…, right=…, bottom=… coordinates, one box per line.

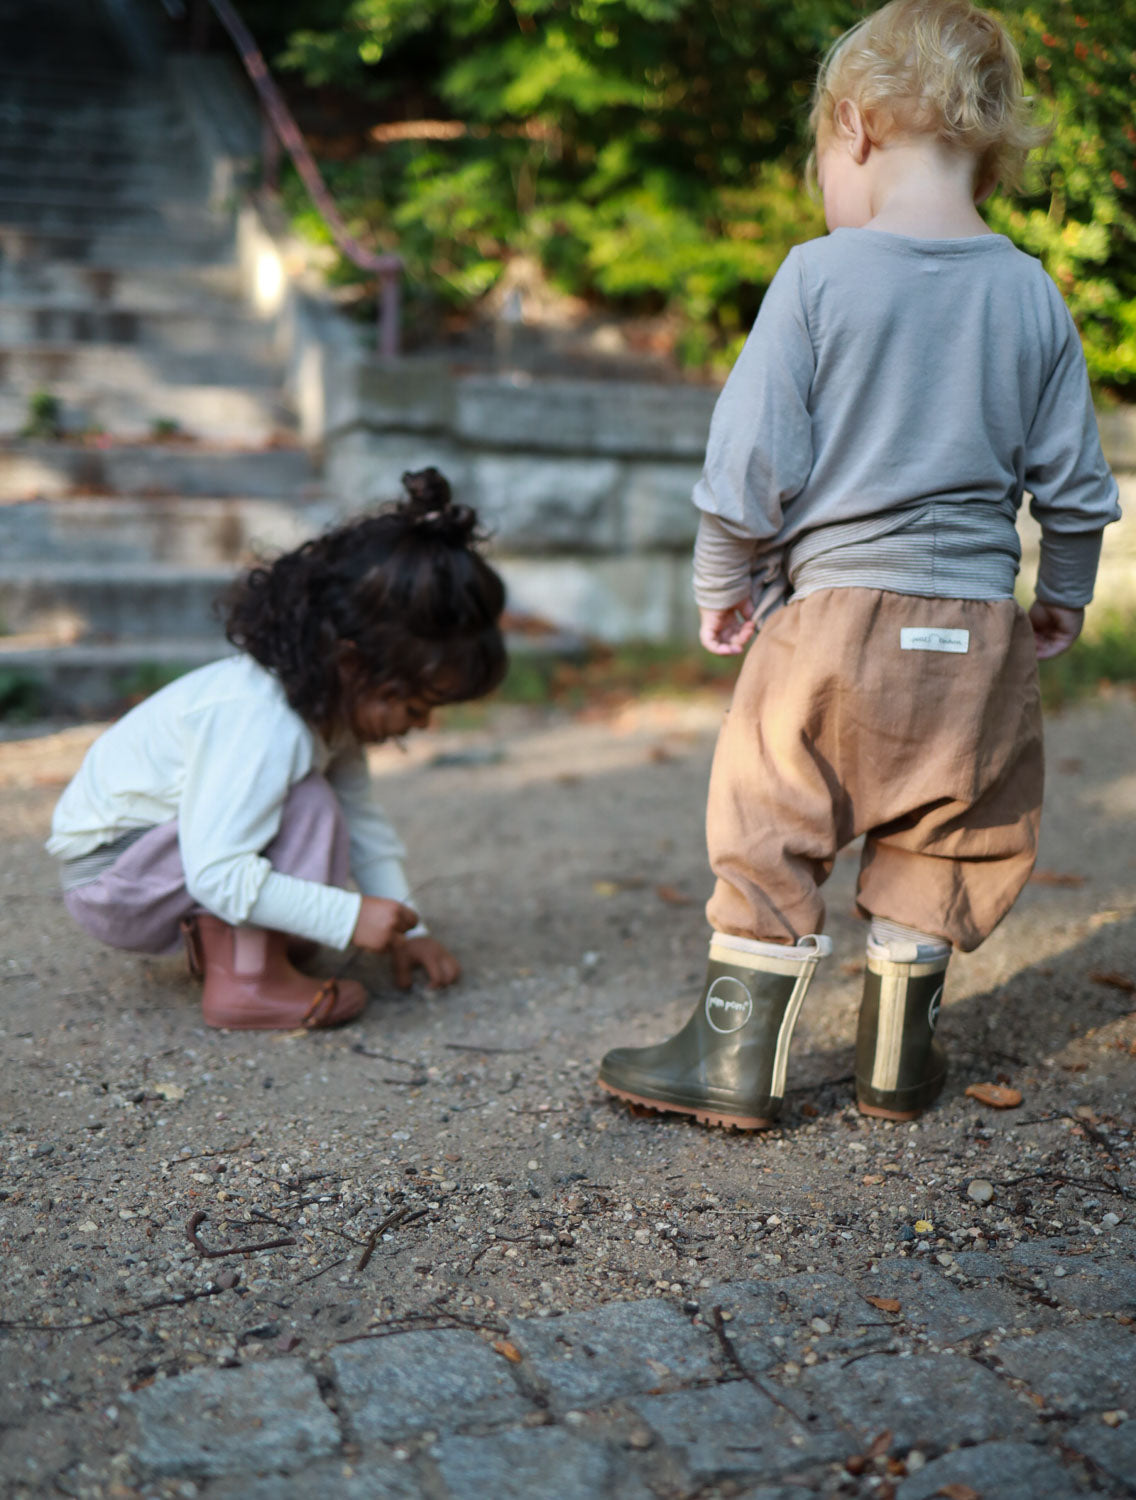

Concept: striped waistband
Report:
left=59, top=825, right=154, bottom=892
left=788, top=501, right=1020, bottom=602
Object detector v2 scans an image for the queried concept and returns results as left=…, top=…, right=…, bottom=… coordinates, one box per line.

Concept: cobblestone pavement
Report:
left=1, top=696, right=1134, bottom=1499
left=122, top=1236, right=1136, bottom=1500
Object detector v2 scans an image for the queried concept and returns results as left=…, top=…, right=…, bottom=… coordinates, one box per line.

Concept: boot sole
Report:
left=598, top=1078, right=775, bottom=1131
left=857, top=1099, right=923, bottom=1122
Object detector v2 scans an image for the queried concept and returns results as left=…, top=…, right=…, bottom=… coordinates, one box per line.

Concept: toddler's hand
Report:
left=699, top=600, right=756, bottom=656
left=1029, top=601, right=1084, bottom=660
left=352, top=895, right=419, bottom=952
left=389, top=934, right=461, bottom=990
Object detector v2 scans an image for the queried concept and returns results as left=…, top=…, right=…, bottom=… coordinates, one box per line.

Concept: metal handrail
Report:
left=200, top=0, right=402, bottom=357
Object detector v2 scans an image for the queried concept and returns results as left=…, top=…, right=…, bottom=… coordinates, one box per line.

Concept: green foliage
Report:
left=1038, top=607, right=1136, bottom=709
left=22, top=389, right=63, bottom=440
left=0, top=670, right=44, bottom=723
left=269, top=0, right=1135, bottom=383
left=987, top=1, right=1136, bottom=392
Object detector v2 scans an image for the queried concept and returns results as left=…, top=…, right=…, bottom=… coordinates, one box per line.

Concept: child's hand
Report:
left=699, top=600, right=756, bottom=655
left=389, top=935, right=461, bottom=990
left=352, top=895, right=419, bottom=952
left=1029, top=601, right=1084, bottom=660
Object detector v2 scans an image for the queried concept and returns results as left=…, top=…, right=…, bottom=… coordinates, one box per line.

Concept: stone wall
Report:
left=235, top=204, right=1136, bottom=644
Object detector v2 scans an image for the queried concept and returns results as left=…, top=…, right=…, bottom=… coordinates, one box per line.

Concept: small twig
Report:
left=708, top=1307, right=803, bottom=1420
left=169, top=1141, right=254, bottom=1163
left=186, top=1210, right=296, bottom=1259
left=295, top=1256, right=347, bottom=1286
left=383, top=1075, right=430, bottom=1087
left=0, top=1283, right=230, bottom=1334
left=443, top=1042, right=526, bottom=1054
left=336, top=1311, right=507, bottom=1345
left=991, top=1171, right=1132, bottom=1200
left=356, top=1206, right=429, bottom=1271
left=350, top=1043, right=421, bottom=1067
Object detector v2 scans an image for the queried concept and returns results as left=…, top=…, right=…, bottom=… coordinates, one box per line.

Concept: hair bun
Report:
left=399, top=467, right=479, bottom=545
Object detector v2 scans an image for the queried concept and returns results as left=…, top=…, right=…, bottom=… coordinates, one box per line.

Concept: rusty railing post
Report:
left=206, top=0, right=403, bottom=357
left=378, top=265, right=401, bottom=359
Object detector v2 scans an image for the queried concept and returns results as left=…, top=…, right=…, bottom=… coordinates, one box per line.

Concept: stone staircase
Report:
left=0, top=0, right=332, bottom=716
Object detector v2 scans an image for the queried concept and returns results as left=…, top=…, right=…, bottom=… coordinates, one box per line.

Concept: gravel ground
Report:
left=0, top=688, right=1133, bottom=1497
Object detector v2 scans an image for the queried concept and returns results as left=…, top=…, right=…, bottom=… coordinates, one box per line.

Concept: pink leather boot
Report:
left=182, top=915, right=367, bottom=1030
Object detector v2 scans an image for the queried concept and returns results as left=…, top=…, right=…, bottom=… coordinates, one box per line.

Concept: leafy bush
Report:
left=266, top=0, right=1136, bottom=384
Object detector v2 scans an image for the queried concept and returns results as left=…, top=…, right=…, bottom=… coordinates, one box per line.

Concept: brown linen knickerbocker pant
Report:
left=705, top=588, right=1044, bottom=953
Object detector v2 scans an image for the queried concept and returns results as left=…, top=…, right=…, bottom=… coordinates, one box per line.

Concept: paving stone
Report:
left=508, top=1298, right=720, bottom=1412
left=430, top=1426, right=656, bottom=1500
left=894, top=1439, right=1084, bottom=1500
left=995, top=1322, right=1136, bottom=1414
left=1066, top=1418, right=1136, bottom=1494
left=860, top=1257, right=1020, bottom=1342
left=1041, top=1260, right=1136, bottom=1315
left=328, top=1329, right=533, bottom=1441
left=799, top=1352, right=1041, bottom=1454
left=627, top=1376, right=846, bottom=1483
left=126, top=1361, right=340, bottom=1479
left=206, top=1460, right=423, bottom=1499
left=951, top=1250, right=1006, bottom=1279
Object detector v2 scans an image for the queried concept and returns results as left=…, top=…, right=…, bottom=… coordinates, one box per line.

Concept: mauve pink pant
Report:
left=63, top=773, right=351, bottom=956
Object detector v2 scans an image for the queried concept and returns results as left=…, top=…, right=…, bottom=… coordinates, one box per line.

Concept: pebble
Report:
left=967, top=1179, right=996, bottom=1206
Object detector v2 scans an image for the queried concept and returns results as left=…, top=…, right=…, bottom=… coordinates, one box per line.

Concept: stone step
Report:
left=0, top=195, right=222, bottom=238
left=0, top=638, right=228, bottom=719
left=0, top=381, right=289, bottom=444
left=0, top=224, right=233, bottom=269
left=0, top=138, right=195, bottom=172
left=0, top=627, right=574, bottom=718
left=0, top=262, right=242, bottom=312
left=0, top=562, right=237, bottom=643
left=0, top=101, right=187, bottom=135
left=0, top=162, right=202, bottom=200
left=0, top=442, right=318, bottom=502
left=0, top=494, right=333, bottom=564
left=0, top=338, right=278, bottom=393
left=0, top=303, right=274, bottom=357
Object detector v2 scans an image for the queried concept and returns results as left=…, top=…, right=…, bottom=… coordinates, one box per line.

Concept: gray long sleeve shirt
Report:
left=692, top=229, right=1120, bottom=612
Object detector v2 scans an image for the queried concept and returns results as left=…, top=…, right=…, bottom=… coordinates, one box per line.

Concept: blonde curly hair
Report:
left=809, top=0, right=1048, bottom=191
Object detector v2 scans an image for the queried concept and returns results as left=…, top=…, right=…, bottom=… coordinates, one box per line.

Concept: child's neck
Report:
left=863, top=137, right=992, bottom=240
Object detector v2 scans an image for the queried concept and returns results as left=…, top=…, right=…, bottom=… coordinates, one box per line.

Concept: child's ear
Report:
left=833, top=99, right=871, bottom=164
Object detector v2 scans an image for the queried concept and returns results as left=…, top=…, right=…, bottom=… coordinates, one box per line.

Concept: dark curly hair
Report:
left=223, top=469, right=507, bottom=733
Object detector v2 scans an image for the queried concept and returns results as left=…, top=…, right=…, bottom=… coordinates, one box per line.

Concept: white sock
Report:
left=868, top=917, right=951, bottom=964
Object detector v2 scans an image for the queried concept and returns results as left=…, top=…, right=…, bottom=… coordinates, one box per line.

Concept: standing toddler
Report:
left=600, top=0, right=1120, bottom=1127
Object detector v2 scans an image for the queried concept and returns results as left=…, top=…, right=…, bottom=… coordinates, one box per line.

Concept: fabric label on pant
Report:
left=899, top=627, right=970, bottom=653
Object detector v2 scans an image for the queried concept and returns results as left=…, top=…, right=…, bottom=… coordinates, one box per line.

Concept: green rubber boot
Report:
left=598, top=932, right=832, bottom=1130
left=855, top=936, right=949, bottom=1120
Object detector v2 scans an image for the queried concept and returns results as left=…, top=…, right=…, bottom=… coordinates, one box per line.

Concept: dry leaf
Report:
left=1089, top=969, right=1136, bottom=995
left=493, top=1339, right=523, bottom=1364
left=655, top=884, right=692, bottom=906
left=865, top=1296, right=902, bottom=1313
left=592, top=880, right=621, bottom=897
left=862, top=1174, right=885, bottom=1185
left=867, top=1428, right=893, bottom=1458
left=966, top=1082, right=1023, bottom=1109
left=1029, top=868, right=1086, bottom=888
left=937, top=1486, right=980, bottom=1500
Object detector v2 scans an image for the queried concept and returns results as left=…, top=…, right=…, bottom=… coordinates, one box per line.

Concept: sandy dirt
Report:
left=0, top=688, right=1134, bottom=1496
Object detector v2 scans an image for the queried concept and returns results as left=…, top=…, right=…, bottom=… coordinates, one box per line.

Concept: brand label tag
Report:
left=900, top=627, right=970, bottom=654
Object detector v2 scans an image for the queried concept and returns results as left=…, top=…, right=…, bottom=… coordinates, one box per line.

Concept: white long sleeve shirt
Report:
left=47, top=655, right=415, bottom=950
